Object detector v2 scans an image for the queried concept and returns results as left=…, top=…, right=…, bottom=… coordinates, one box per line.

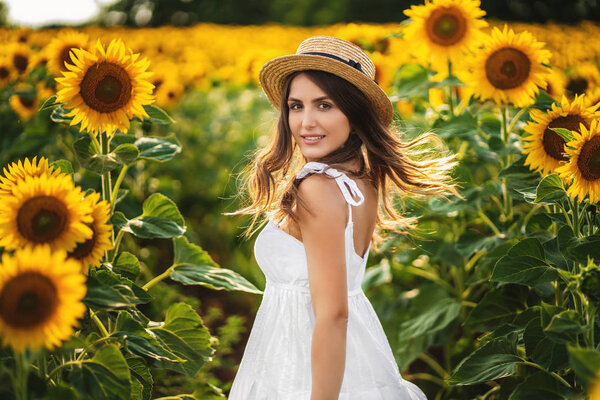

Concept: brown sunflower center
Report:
left=0, top=66, right=9, bottom=79
left=80, top=62, right=132, bottom=113
left=68, top=225, right=96, bottom=260
left=543, top=115, right=588, bottom=161
left=17, top=195, right=69, bottom=243
left=426, top=6, right=467, bottom=46
left=566, top=77, right=588, bottom=96
left=153, top=79, right=163, bottom=93
left=577, top=135, right=600, bottom=181
left=0, top=272, right=58, bottom=328
left=59, top=45, right=77, bottom=70
left=13, top=54, right=29, bottom=73
left=485, top=47, right=531, bottom=90
left=18, top=95, right=35, bottom=109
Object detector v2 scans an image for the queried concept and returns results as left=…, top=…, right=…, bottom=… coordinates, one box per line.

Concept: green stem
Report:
left=110, top=165, right=128, bottom=215
left=521, top=204, right=543, bottom=234
left=558, top=201, right=574, bottom=231
left=14, top=351, right=28, bottom=400
left=573, top=198, right=580, bottom=237
left=520, top=361, right=572, bottom=388
left=478, top=209, right=502, bottom=236
left=100, top=132, right=115, bottom=261
left=447, top=60, right=455, bottom=116
left=418, top=352, right=448, bottom=378
left=89, top=132, right=101, bottom=154
left=500, top=106, right=513, bottom=221
left=507, top=106, right=529, bottom=135
left=111, top=229, right=125, bottom=263
left=47, top=361, right=81, bottom=380
left=90, top=310, right=110, bottom=337
left=142, top=265, right=175, bottom=291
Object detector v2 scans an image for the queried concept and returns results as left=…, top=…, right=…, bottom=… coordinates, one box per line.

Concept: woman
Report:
left=227, top=36, right=461, bottom=399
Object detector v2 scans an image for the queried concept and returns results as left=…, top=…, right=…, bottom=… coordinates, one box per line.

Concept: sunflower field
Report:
left=1, top=0, right=600, bottom=399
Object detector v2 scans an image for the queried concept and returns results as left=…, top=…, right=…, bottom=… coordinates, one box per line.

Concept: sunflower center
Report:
left=59, top=45, right=77, bottom=70
left=68, top=225, right=97, bottom=260
left=18, top=95, right=35, bottom=109
left=485, top=47, right=531, bottom=90
left=543, top=115, right=588, bottom=161
left=0, top=272, right=58, bottom=328
left=80, top=62, right=132, bottom=113
left=566, top=77, right=588, bottom=96
left=17, top=195, right=69, bottom=243
left=13, top=54, right=29, bottom=73
left=426, top=7, right=467, bottom=46
left=577, top=135, right=600, bottom=181
left=0, top=66, right=8, bottom=79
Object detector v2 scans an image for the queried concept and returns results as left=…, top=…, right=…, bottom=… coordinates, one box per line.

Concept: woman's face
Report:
left=287, top=73, right=351, bottom=162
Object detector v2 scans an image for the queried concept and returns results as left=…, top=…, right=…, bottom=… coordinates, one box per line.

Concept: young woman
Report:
left=227, top=36, right=461, bottom=399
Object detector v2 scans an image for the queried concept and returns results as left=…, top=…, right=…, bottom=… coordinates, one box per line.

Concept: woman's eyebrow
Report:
left=287, top=96, right=330, bottom=103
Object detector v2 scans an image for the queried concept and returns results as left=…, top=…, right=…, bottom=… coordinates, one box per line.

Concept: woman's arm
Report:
left=296, top=174, right=349, bottom=400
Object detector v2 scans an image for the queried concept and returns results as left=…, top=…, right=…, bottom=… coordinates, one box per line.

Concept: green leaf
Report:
left=42, top=383, right=79, bottom=400
left=491, top=238, right=558, bottom=286
left=544, top=310, right=584, bottom=343
left=73, top=135, right=96, bottom=161
left=523, top=317, right=569, bottom=371
left=465, top=289, right=524, bottom=331
left=150, top=303, right=215, bottom=377
left=87, top=153, right=124, bottom=174
left=567, top=345, right=600, bottom=387
left=113, top=143, right=139, bottom=165
left=126, top=355, right=153, bottom=400
left=392, top=63, right=430, bottom=99
left=509, top=371, right=570, bottom=400
left=111, top=211, right=128, bottom=230
left=50, top=105, right=74, bottom=123
left=113, top=251, right=141, bottom=280
left=550, top=127, right=575, bottom=142
left=71, top=344, right=131, bottom=400
left=84, top=266, right=151, bottom=309
left=114, top=189, right=129, bottom=206
left=142, top=193, right=185, bottom=226
left=143, top=104, right=175, bottom=124
left=170, top=236, right=262, bottom=294
left=362, top=258, right=392, bottom=291
left=136, top=135, right=182, bottom=162
left=111, top=311, right=182, bottom=362
left=447, top=333, right=522, bottom=385
left=566, top=235, right=600, bottom=265
left=38, top=94, right=58, bottom=111
left=49, top=159, right=74, bottom=175
left=534, top=174, right=567, bottom=205
left=397, top=298, right=461, bottom=341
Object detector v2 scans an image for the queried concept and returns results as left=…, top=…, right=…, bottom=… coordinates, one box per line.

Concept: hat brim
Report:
left=259, top=54, right=393, bottom=127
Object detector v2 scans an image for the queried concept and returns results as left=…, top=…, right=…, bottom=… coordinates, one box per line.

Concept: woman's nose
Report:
left=301, top=109, right=317, bottom=128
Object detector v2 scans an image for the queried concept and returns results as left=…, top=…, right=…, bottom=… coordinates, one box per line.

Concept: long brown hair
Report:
left=225, top=70, right=464, bottom=248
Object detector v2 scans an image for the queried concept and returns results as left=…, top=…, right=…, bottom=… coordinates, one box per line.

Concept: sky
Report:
left=2, top=0, right=117, bottom=27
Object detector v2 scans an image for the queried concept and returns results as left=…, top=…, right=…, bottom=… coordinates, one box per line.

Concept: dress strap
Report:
left=296, top=161, right=365, bottom=224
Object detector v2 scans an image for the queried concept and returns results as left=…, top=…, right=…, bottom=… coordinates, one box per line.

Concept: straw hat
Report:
left=259, top=36, right=394, bottom=127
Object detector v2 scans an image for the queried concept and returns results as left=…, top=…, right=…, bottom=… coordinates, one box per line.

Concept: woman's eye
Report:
left=319, top=102, right=332, bottom=109
left=289, top=103, right=301, bottom=110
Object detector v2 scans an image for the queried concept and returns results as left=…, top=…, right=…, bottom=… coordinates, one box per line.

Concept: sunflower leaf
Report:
left=50, top=105, right=74, bottom=123
left=135, top=135, right=182, bottom=162
left=38, top=95, right=58, bottom=111
left=70, top=343, right=131, bottom=400
left=49, top=159, right=74, bottom=175
left=73, top=136, right=96, bottom=161
left=113, top=143, right=140, bottom=165
left=149, top=302, right=215, bottom=377
left=170, top=236, right=262, bottom=294
left=567, top=345, right=600, bottom=387
left=550, top=127, right=575, bottom=142
left=534, top=174, right=567, bottom=205
left=143, top=104, right=175, bottom=125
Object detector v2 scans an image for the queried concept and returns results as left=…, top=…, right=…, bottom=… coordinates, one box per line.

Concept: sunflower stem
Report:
left=111, top=229, right=125, bottom=263
left=100, top=132, right=115, bottom=261
left=519, top=361, right=572, bottom=388
left=507, top=106, right=529, bottom=135
left=14, top=350, right=29, bottom=400
left=143, top=265, right=175, bottom=291
left=500, top=106, right=513, bottom=221
left=47, top=360, right=81, bottom=381
left=478, top=209, right=501, bottom=235
left=89, top=133, right=101, bottom=154
left=572, top=197, right=581, bottom=237
left=110, top=165, right=129, bottom=215
left=90, top=309, right=110, bottom=338
left=447, top=60, right=455, bottom=116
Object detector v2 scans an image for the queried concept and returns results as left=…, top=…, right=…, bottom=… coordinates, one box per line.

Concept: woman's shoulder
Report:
left=296, top=173, right=348, bottom=220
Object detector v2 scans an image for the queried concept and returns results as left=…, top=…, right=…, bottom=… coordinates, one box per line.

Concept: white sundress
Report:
left=228, top=161, right=427, bottom=400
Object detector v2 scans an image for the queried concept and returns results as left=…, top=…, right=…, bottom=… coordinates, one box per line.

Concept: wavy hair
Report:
left=226, top=70, right=465, bottom=248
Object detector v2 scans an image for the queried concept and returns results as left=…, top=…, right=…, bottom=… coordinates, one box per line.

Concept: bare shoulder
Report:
left=296, top=173, right=347, bottom=227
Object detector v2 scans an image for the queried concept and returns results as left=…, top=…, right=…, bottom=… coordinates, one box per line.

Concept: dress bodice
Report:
left=253, top=161, right=371, bottom=295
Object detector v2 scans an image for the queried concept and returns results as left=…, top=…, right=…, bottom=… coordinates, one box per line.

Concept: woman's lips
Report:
left=302, top=135, right=324, bottom=144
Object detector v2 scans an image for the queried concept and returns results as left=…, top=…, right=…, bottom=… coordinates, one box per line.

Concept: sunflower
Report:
left=5, top=42, right=33, bottom=77
left=0, top=245, right=86, bottom=352
left=0, top=173, right=93, bottom=252
left=565, top=62, right=600, bottom=98
left=403, top=0, right=488, bottom=67
left=9, top=84, right=39, bottom=122
left=68, top=191, right=113, bottom=269
left=466, top=25, right=551, bottom=107
left=0, top=156, right=61, bottom=196
left=55, top=38, right=155, bottom=137
left=555, top=119, right=600, bottom=204
left=522, top=95, right=600, bottom=176
left=543, top=66, right=567, bottom=100
left=585, top=86, right=600, bottom=109
left=44, top=30, right=89, bottom=77
left=0, top=57, right=13, bottom=87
